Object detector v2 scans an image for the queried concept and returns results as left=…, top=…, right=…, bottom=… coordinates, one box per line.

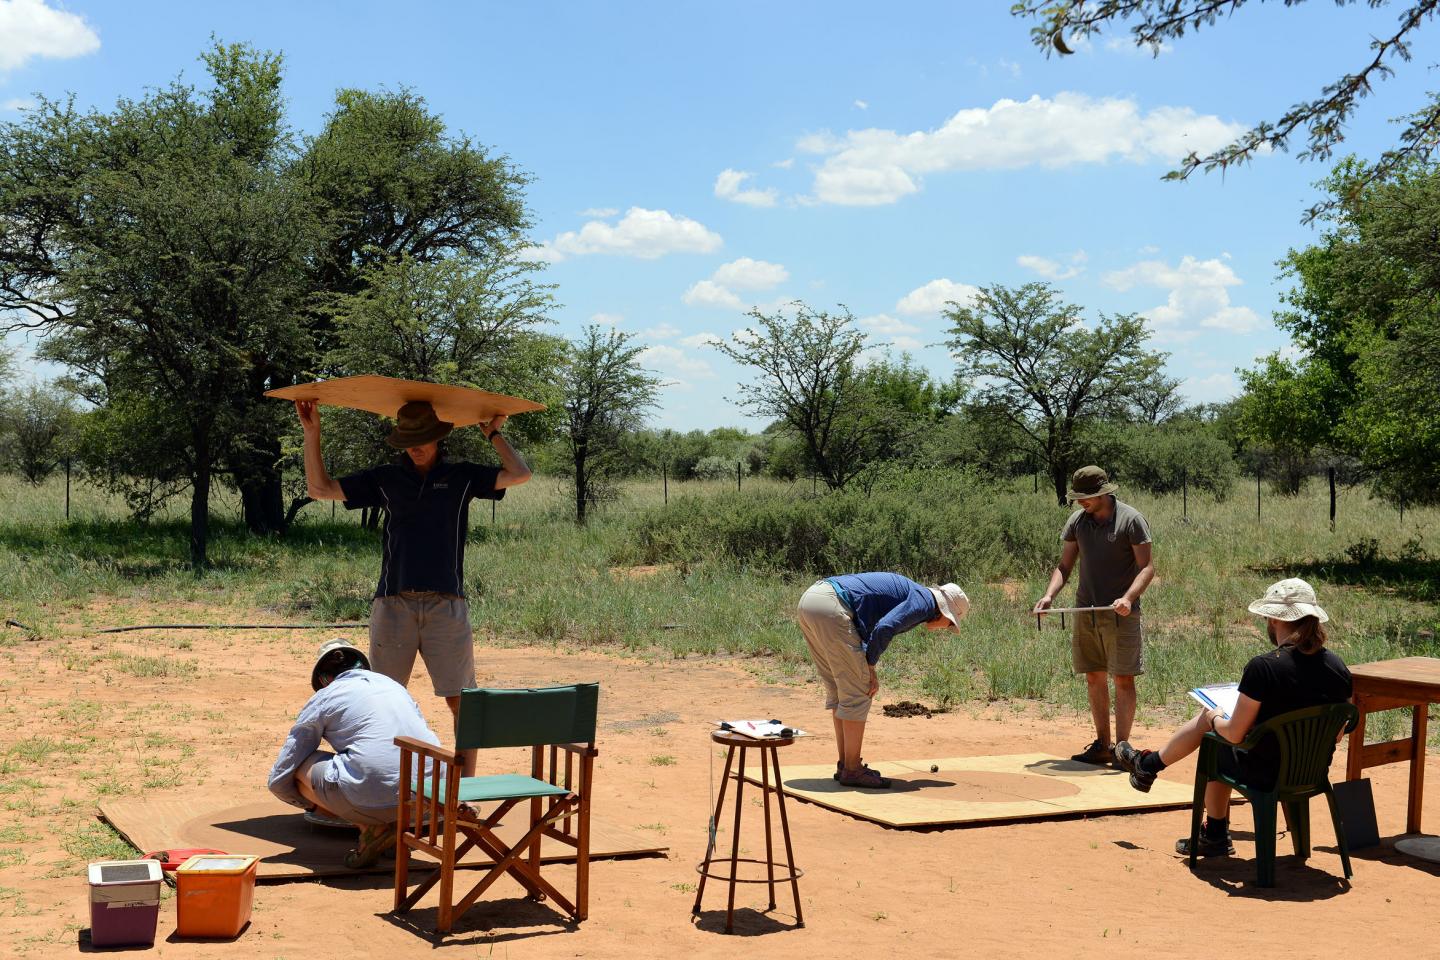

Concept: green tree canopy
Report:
left=944, top=282, right=1167, bottom=505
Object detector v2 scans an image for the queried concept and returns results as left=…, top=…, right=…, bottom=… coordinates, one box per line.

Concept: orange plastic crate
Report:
left=175, top=855, right=258, bottom=938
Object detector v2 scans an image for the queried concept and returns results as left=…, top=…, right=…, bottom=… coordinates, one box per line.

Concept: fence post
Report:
left=332, top=500, right=336, bottom=520
left=492, top=498, right=496, bottom=523
left=1033, top=470, right=1038, bottom=494
left=1181, top=468, right=1187, bottom=522
left=736, top=461, right=742, bottom=492
left=663, top=461, right=668, bottom=505
left=1256, top=468, right=1262, bottom=524
left=65, top=457, right=71, bottom=520
left=1328, top=466, right=1337, bottom=532
left=812, top=473, right=817, bottom=495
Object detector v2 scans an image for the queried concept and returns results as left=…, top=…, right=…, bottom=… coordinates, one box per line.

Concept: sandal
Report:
left=833, top=759, right=884, bottom=782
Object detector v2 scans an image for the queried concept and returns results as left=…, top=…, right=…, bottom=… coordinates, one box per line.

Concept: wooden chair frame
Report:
left=393, top=735, right=598, bottom=933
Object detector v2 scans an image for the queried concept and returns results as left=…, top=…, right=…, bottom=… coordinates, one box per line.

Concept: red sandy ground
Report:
left=1, top=629, right=1435, bottom=959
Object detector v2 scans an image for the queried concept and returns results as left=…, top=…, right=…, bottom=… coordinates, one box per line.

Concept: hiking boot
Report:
left=1070, top=738, right=1114, bottom=766
left=1175, top=833, right=1235, bottom=857
left=1112, top=741, right=1156, bottom=793
left=833, top=759, right=884, bottom=782
left=837, top=766, right=891, bottom=789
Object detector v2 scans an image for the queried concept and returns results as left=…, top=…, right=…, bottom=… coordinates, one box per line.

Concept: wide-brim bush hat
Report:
left=1066, top=465, right=1118, bottom=502
left=386, top=400, right=454, bottom=449
left=1247, top=578, right=1329, bottom=623
left=312, top=638, right=371, bottom=691
left=929, top=583, right=970, bottom=630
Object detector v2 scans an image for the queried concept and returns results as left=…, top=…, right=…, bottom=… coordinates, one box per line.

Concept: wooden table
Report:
left=1345, top=656, right=1440, bottom=834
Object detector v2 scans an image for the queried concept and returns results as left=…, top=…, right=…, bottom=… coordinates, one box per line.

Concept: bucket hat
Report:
left=1066, top=465, right=1118, bottom=502
left=1246, top=578, right=1329, bottom=623
left=929, top=583, right=970, bottom=630
left=386, top=401, right=453, bottom=449
left=311, top=638, right=371, bottom=691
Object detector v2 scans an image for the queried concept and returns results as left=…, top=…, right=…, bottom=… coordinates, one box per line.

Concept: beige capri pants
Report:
left=796, top=581, right=873, bottom=722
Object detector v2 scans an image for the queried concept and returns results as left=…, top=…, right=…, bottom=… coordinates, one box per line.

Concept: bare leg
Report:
left=1204, top=781, right=1233, bottom=820
left=1113, top=674, right=1137, bottom=744
left=445, top=695, right=476, bottom=777
left=1084, top=671, right=1111, bottom=744
left=831, top=711, right=846, bottom=765
left=839, top=719, right=867, bottom=772
left=1157, top=711, right=1211, bottom=766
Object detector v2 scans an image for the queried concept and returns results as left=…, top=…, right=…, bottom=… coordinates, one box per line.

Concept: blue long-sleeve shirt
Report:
left=268, top=669, right=440, bottom=812
left=826, top=572, right=939, bottom=665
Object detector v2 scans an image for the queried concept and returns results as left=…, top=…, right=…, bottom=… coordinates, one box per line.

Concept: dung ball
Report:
left=930, top=764, right=940, bottom=773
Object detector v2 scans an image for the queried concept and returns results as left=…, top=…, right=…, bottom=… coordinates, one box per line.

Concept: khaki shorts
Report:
left=796, top=581, right=873, bottom=722
left=369, top=592, right=476, bottom=697
left=307, top=752, right=397, bottom=827
left=1071, top=610, right=1144, bottom=676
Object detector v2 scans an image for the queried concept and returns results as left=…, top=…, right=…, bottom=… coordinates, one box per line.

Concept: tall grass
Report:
left=1, top=471, right=1437, bottom=735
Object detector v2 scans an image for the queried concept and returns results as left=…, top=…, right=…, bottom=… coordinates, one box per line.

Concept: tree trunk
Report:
left=239, top=468, right=286, bottom=535
left=574, top=453, right=588, bottom=525
left=190, top=454, right=211, bottom=571
left=284, top=495, right=313, bottom=528
left=1050, top=463, right=1068, bottom=507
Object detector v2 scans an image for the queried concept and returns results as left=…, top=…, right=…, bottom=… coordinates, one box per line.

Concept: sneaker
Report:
left=837, top=766, right=892, bottom=789
left=833, top=759, right=884, bottom=782
left=1070, top=738, right=1114, bottom=766
left=1112, top=741, right=1156, bottom=793
left=1175, top=833, right=1235, bottom=857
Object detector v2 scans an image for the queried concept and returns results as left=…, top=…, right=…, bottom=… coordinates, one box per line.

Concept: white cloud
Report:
left=712, top=257, right=788, bottom=291
left=802, top=93, right=1247, bottom=205
left=578, top=206, right=618, bottom=218
left=1103, top=255, right=1263, bottom=341
left=517, top=240, right=564, bottom=264
left=1105, top=36, right=1172, bottom=57
left=550, top=207, right=722, bottom=259
left=641, top=322, right=681, bottom=340
left=772, top=157, right=794, bottom=170
left=1183, top=372, right=1238, bottom=402
left=854, top=99, right=868, bottom=110
left=858, top=313, right=919, bottom=336
left=896, top=278, right=980, bottom=317
left=639, top=345, right=716, bottom=383
left=2, top=96, right=34, bottom=111
left=684, top=258, right=789, bottom=311
left=714, top=168, right=778, bottom=208
left=589, top=312, right=624, bottom=328
left=682, top=279, right=743, bottom=310
left=0, top=0, right=99, bottom=74
left=889, top=335, right=925, bottom=352
left=1017, top=250, right=1088, bottom=281
left=680, top=331, right=723, bottom=349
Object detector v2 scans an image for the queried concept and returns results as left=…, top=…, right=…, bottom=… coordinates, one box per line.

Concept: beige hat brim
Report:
left=1247, top=599, right=1329, bottom=624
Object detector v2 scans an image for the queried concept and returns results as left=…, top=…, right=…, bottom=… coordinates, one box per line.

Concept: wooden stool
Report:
left=692, top=730, right=804, bottom=933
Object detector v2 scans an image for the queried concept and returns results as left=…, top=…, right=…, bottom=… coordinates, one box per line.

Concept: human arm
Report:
left=1203, top=693, right=1260, bottom=745
left=295, top=401, right=346, bottom=501
left=1112, top=541, right=1154, bottom=617
left=865, top=584, right=942, bottom=665
left=267, top=701, right=325, bottom=809
left=1034, top=539, right=1080, bottom=612
left=483, top=414, right=532, bottom=490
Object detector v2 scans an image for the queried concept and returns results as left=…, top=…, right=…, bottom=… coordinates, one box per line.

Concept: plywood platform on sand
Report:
left=747, top=753, right=1197, bottom=828
left=100, top=791, right=666, bottom=880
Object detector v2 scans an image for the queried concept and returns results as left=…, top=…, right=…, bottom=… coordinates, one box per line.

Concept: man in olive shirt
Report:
left=1033, top=466, right=1155, bottom=765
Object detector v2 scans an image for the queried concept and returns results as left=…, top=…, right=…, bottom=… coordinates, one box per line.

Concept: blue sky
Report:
left=3, top=0, right=1435, bottom=430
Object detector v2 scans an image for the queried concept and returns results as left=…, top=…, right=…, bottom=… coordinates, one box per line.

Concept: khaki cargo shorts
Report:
left=306, top=752, right=397, bottom=827
left=1071, top=609, right=1144, bottom=676
left=796, top=581, right=873, bottom=722
left=369, top=592, right=476, bottom=697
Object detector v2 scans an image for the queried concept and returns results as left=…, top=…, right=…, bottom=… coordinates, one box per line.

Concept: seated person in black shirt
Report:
left=1113, top=579, right=1352, bottom=856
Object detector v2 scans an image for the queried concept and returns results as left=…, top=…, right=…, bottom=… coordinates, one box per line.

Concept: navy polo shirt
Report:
left=338, top=457, right=504, bottom=598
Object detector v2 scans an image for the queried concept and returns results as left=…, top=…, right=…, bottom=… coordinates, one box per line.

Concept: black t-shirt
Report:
left=339, top=458, right=504, bottom=598
left=1234, top=645, right=1352, bottom=783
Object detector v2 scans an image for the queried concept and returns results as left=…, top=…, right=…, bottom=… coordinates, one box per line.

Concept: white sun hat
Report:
left=929, top=583, right=970, bottom=630
left=1246, top=578, right=1329, bottom=623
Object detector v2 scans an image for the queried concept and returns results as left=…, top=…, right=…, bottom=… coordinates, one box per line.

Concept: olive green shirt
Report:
left=1061, top=496, right=1152, bottom=612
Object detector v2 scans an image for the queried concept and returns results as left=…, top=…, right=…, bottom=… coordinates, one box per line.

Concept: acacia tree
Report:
left=944, top=283, right=1167, bottom=505
left=1, top=381, right=78, bottom=484
left=0, top=43, right=315, bottom=567
left=714, top=304, right=908, bottom=490
left=1013, top=0, right=1440, bottom=220
left=561, top=326, right=659, bottom=524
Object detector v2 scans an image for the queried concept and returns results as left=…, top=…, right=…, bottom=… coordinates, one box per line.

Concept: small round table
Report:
left=692, top=730, right=804, bottom=933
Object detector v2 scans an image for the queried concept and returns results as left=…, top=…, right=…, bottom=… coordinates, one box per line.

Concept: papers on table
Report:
left=713, top=719, right=807, bottom=739
left=1189, top=682, right=1240, bottom=719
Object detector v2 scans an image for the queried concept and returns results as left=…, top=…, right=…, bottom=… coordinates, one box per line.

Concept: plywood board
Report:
left=745, top=753, right=1196, bottom=828
left=99, top=791, right=666, bottom=881
left=265, top=375, right=545, bottom=427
